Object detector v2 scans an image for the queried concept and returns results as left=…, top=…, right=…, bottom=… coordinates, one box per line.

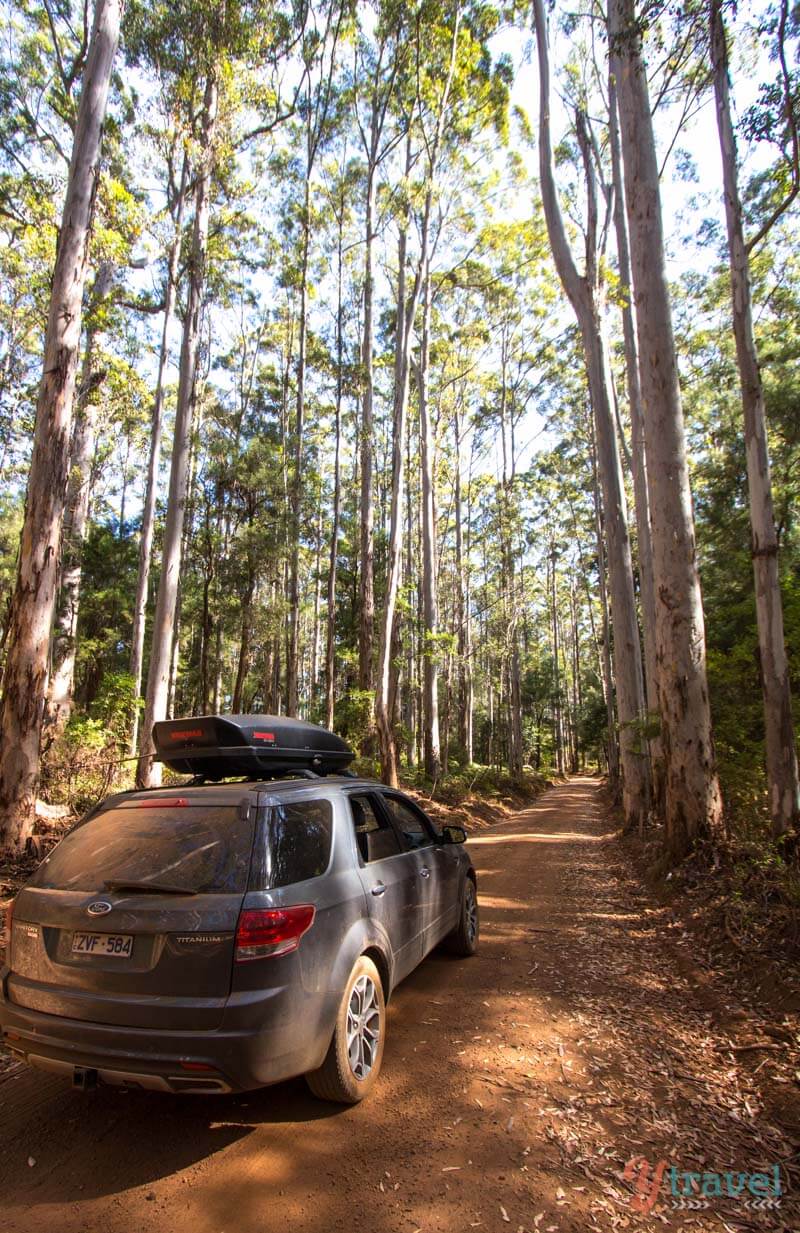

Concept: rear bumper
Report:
left=0, top=969, right=336, bottom=1093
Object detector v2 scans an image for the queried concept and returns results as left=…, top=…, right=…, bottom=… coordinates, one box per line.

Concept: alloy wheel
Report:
left=346, top=974, right=381, bottom=1081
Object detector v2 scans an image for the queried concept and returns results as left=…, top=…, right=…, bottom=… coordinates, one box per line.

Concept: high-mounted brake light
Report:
left=134, top=798, right=189, bottom=809
left=3, top=897, right=13, bottom=954
left=235, top=905, right=315, bottom=961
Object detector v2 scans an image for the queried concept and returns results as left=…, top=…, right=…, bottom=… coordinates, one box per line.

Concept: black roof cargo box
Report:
left=152, top=714, right=354, bottom=780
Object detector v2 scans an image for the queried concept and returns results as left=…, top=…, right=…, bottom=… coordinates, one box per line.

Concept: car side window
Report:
left=381, top=795, right=435, bottom=852
left=349, top=794, right=402, bottom=863
left=249, top=800, right=333, bottom=890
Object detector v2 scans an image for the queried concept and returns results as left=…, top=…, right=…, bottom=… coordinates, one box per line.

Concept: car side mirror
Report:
left=441, top=824, right=467, bottom=845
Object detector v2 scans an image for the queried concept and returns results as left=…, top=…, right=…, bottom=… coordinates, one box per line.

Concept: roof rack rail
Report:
left=152, top=715, right=354, bottom=782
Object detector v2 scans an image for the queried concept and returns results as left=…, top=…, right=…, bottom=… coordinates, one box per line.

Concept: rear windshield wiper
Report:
left=104, top=880, right=197, bottom=896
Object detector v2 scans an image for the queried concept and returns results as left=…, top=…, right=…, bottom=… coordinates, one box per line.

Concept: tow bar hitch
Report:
left=73, top=1066, right=98, bottom=1091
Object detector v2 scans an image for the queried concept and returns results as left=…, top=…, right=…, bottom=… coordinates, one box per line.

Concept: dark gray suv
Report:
left=0, top=716, right=478, bottom=1104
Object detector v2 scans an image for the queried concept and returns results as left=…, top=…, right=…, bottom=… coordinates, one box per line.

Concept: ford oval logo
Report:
left=86, top=901, right=112, bottom=916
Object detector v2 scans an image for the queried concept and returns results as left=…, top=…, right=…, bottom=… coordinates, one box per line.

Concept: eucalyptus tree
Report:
left=284, top=0, right=349, bottom=717
left=46, top=261, right=116, bottom=732
left=352, top=0, right=408, bottom=700
left=0, top=0, right=90, bottom=493
left=709, top=0, right=799, bottom=837
left=609, top=0, right=724, bottom=856
left=0, top=0, right=121, bottom=852
left=533, top=0, right=649, bottom=830
left=374, top=6, right=466, bottom=785
left=316, top=149, right=361, bottom=729
left=128, top=140, right=189, bottom=757
left=136, top=73, right=218, bottom=787
left=375, top=0, right=512, bottom=784
left=133, top=0, right=302, bottom=786
left=608, top=73, right=660, bottom=796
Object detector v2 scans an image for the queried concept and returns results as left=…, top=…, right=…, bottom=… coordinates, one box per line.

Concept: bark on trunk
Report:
left=375, top=214, right=422, bottom=786
left=325, top=200, right=345, bottom=730
left=453, top=406, right=473, bottom=763
left=710, top=0, right=799, bottom=837
left=608, top=73, right=663, bottom=811
left=286, top=177, right=310, bottom=718
left=129, top=153, right=189, bottom=756
left=231, top=577, right=254, bottom=714
left=46, top=259, right=115, bottom=731
left=358, top=159, right=377, bottom=698
left=609, top=0, right=724, bottom=856
left=136, top=74, right=218, bottom=789
left=417, top=265, right=441, bottom=779
left=508, top=625, right=524, bottom=777
left=534, top=0, right=648, bottom=827
left=549, top=549, right=564, bottom=775
left=592, top=435, right=620, bottom=790
left=375, top=14, right=460, bottom=784
left=0, top=0, right=121, bottom=853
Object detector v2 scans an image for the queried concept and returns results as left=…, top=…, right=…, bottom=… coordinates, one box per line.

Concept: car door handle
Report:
left=371, top=883, right=387, bottom=897
left=420, top=867, right=431, bottom=878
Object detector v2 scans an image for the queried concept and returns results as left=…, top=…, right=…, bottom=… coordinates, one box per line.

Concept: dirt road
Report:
left=0, top=778, right=796, bottom=1232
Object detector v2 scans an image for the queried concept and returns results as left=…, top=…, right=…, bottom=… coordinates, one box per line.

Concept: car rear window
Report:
left=249, top=800, right=333, bottom=890
left=29, top=805, right=254, bottom=894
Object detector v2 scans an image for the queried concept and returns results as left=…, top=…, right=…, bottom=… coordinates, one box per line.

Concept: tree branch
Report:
left=746, top=0, right=800, bottom=253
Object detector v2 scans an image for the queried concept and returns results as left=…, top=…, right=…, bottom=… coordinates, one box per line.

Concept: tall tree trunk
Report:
left=417, top=265, right=441, bottom=779
left=46, top=259, right=115, bottom=731
left=442, top=646, right=452, bottom=776
left=508, top=624, right=524, bottom=777
left=534, top=0, right=648, bottom=829
left=310, top=501, right=323, bottom=704
left=358, top=160, right=377, bottom=698
left=375, top=13, right=459, bottom=783
left=403, top=419, right=417, bottom=767
left=592, top=435, right=620, bottom=789
left=710, top=0, right=800, bottom=837
left=375, top=201, right=425, bottom=784
left=609, top=0, right=724, bottom=856
left=129, top=153, right=189, bottom=756
left=571, top=583, right=583, bottom=771
left=231, top=574, right=255, bottom=714
left=0, top=0, right=121, bottom=852
left=136, top=74, right=218, bottom=789
left=325, top=197, right=345, bottom=730
left=286, top=178, right=310, bottom=718
left=608, top=73, right=662, bottom=811
left=453, top=405, right=473, bottom=763
left=284, top=8, right=345, bottom=712
left=549, top=547, right=564, bottom=775
left=168, top=587, right=182, bottom=720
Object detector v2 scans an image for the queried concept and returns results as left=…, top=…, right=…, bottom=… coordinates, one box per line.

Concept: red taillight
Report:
left=3, top=897, right=13, bottom=955
left=235, top=905, right=315, bottom=962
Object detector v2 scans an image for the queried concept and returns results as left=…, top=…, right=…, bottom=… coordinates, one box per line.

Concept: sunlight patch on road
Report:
left=476, top=894, right=529, bottom=911
left=469, top=831, right=606, bottom=845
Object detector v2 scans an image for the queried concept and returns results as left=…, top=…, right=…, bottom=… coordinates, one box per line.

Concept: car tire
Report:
left=445, top=878, right=479, bottom=956
left=305, top=955, right=386, bottom=1104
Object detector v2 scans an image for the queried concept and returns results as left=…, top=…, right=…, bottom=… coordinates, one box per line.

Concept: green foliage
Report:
left=335, top=690, right=375, bottom=749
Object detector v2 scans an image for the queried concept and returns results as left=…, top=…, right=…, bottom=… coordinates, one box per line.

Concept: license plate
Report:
left=72, top=932, right=133, bottom=958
